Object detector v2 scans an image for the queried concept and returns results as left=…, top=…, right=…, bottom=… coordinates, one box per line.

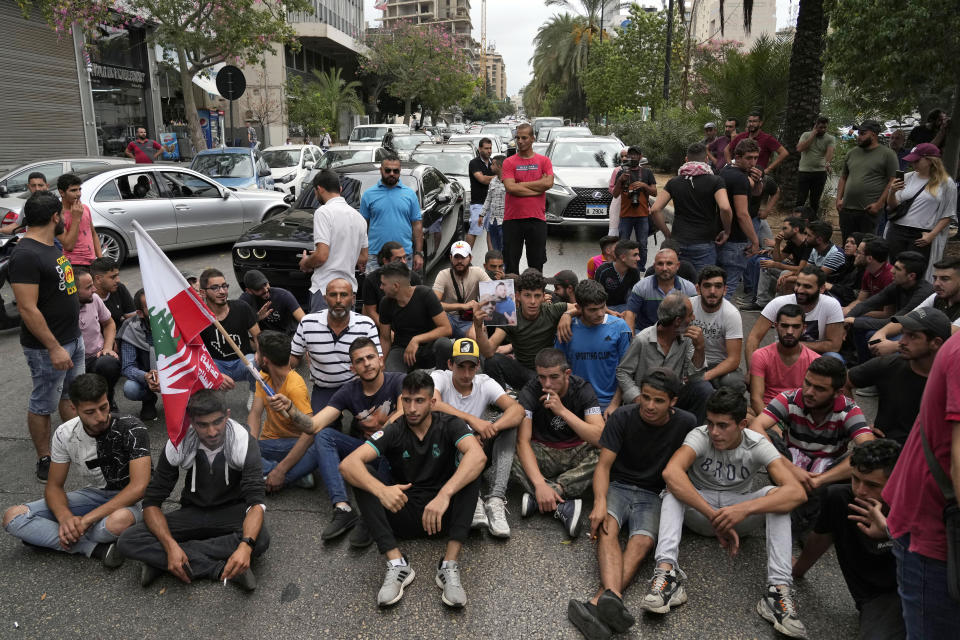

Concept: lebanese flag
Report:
left=374, top=1, right=387, bottom=9
left=131, top=221, right=224, bottom=447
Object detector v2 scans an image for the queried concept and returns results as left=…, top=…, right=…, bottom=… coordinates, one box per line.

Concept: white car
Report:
left=261, top=145, right=324, bottom=197
left=544, top=136, right=626, bottom=227
left=347, top=124, right=411, bottom=148
left=447, top=134, right=504, bottom=155
left=0, top=157, right=132, bottom=197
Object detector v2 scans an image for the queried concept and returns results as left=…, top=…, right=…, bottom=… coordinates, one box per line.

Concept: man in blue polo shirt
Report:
left=360, top=153, right=424, bottom=273
left=624, top=247, right=696, bottom=333
left=556, top=280, right=632, bottom=418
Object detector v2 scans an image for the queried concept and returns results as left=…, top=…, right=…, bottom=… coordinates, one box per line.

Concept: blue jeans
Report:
left=122, top=379, right=156, bottom=402
left=619, top=217, right=649, bottom=267
left=214, top=354, right=256, bottom=391
left=893, top=534, right=960, bottom=639
left=258, top=437, right=320, bottom=485
left=314, top=428, right=389, bottom=505
left=23, top=336, right=86, bottom=415
left=447, top=312, right=473, bottom=339
left=678, top=242, right=717, bottom=277
left=4, top=487, right=143, bottom=556
left=743, top=254, right=763, bottom=299
left=718, top=241, right=749, bottom=299
left=486, top=221, right=503, bottom=251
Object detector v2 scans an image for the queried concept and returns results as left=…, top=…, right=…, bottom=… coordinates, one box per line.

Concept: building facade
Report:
left=690, top=0, right=777, bottom=50
left=484, top=47, right=506, bottom=101
left=378, top=0, right=473, bottom=54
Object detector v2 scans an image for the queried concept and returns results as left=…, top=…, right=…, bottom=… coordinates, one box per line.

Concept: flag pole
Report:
left=209, top=319, right=291, bottom=419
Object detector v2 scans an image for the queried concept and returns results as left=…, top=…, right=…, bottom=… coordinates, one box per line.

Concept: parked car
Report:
left=261, top=144, right=323, bottom=197
left=70, top=165, right=287, bottom=263
left=543, top=126, right=594, bottom=143
left=544, top=136, right=625, bottom=227
left=233, top=162, right=465, bottom=303
left=447, top=134, right=504, bottom=155
left=190, top=147, right=276, bottom=191
left=410, top=146, right=476, bottom=202
left=0, top=157, right=132, bottom=197
left=387, top=133, right=433, bottom=160
left=348, top=124, right=411, bottom=148
left=532, top=116, right=564, bottom=139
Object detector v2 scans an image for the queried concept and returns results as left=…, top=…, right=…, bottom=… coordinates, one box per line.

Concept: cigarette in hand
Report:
left=546, top=392, right=551, bottom=402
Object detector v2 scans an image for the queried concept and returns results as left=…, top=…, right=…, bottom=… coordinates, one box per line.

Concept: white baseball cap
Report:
left=450, top=241, right=471, bottom=257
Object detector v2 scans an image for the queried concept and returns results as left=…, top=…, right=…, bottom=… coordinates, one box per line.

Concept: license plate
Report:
left=585, top=204, right=607, bottom=217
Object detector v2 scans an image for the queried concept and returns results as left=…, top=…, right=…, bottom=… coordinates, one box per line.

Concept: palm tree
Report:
left=528, top=13, right=591, bottom=117
left=309, top=68, right=364, bottom=138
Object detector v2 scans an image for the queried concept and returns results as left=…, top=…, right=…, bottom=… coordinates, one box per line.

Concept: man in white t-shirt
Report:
left=429, top=338, right=524, bottom=537
left=299, top=169, right=369, bottom=313
left=639, top=388, right=808, bottom=639
left=744, top=266, right=844, bottom=365
left=691, top=266, right=744, bottom=392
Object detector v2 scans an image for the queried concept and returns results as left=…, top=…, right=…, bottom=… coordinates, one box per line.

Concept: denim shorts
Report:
left=23, top=336, right=85, bottom=415
left=606, top=480, right=662, bottom=539
left=468, top=204, right=485, bottom=236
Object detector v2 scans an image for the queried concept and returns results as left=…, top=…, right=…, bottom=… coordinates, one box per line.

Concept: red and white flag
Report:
left=131, top=221, right=224, bottom=447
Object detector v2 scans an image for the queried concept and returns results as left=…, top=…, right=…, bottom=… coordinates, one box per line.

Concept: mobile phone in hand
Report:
left=895, top=170, right=905, bottom=181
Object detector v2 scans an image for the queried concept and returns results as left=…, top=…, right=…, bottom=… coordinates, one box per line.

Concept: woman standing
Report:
left=885, top=143, right=957, bottom=279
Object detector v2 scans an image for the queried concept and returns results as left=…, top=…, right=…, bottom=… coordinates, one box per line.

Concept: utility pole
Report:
left=663, top=0, right=674, bottom=103
left=480, top=0, right=487, bottom=91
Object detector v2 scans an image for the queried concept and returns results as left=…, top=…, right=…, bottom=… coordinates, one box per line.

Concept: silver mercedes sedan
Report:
left=74, top=165, right=288, bottom=263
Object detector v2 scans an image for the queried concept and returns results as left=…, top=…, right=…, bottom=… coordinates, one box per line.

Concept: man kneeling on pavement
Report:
left=118, top=390, right=269, bottom=590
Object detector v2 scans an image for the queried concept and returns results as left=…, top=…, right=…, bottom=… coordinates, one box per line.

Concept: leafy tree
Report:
left=527, top=13, right=592, bottom=120
left=18, top=0, right=310, bottom=153
left=361, top=21, right=475, bottom=125
left=287, top=68, right=363, bottom=139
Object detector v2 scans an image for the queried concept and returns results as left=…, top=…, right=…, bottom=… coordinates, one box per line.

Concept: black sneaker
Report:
left=567, top=599, right=612, bottom=640
left=36, top=456, right=51, bottom=483
left=91, top=542, right=124, bottom=569
left=140, top=400, right=158, bottom=422
left=229, top=568, right=258, bottom=592
left=140, top=563, right=163, bottom=587
left=322, top=506, right=358, bottom=540
left=554, top=499, right=583, bottom=538
left=596, top=589, right=635, bottom=632
left=349, top=518, right=374, bottom=548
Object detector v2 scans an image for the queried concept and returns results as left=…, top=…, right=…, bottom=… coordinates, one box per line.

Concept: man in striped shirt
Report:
left=291, top=278, right=380, bottom=413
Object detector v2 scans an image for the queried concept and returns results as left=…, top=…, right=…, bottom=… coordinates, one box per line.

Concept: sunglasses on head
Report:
left=382, top=167, right=401, bottom=175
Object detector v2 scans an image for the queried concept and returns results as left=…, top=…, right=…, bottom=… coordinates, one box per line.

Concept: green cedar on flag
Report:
left=131, top=221, right=224, bottom=447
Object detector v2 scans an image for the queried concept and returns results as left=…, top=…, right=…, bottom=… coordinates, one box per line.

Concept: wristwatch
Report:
left=241, top=536, right=256, bottom=549
left=414, top=251, right=424, bottom=257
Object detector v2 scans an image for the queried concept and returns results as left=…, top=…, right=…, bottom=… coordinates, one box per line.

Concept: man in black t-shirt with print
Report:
left=340, top=370, right=486, bottom=609
left=198, top=268, right=260, bottom=400
left=718, top=138, right=763, bottom=299
left=568, top=368, right=697, bottom=638
left=378, top=261, right=452, bottom=372
left=361, top=241, right=423, bottom=329
left=650, top=142, right=733, bottom=276
left=9, top=191, right=84, bottom=482
left=792, top=439, right=905, bottom=640
left=90, top=258, right=136, bottom=330
left=238, top=269, right=305, bottom=335
left=513, top=348, right=604, bottom=539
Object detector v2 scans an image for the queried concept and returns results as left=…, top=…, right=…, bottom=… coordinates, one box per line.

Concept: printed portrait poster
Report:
left=478, top=279, right=517, bottom=326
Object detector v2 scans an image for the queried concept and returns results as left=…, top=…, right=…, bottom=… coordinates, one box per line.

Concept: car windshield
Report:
left=262, top=150, right=299, bottom=168
left=350, top=126, right=390, bottom=142
left=391, top=135, right=430, bottom=150
left=317, top=150, right=370, bottom=169
left=482, top=126, right=511, bottom=137
left=296, top=173, right=419, bottom=209
left=411, top=152, right=474, bottom=176
left=547, top=128, right=592, bottom=142
left=549, top=141, right=623, bottom=168
left=450, top=124, right=466, bottom=133
left=192, top=153, right=254, bottom=178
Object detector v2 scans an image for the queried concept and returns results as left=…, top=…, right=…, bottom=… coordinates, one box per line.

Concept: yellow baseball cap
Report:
left=452, top=338, right=480, bottom=364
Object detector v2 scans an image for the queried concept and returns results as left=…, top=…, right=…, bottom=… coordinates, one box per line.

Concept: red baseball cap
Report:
left=903, top=143, right=941, bottom=163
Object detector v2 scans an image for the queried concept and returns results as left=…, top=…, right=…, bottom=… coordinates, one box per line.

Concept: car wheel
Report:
left=262, top=207, right=286, bottom=221
left=97, top=229, right=127, bottom=264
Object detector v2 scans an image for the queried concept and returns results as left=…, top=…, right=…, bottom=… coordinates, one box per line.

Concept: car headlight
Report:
left=547, top=184, right=574, bottom=197
left=236, top=247, right=251, bottom=259
left=276, top=174, right=295, bottom=183
left=253, top=248, right=267, bottom=259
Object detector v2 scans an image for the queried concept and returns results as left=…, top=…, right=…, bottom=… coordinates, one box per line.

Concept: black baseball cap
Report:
left=891, top=307, right=952, bottom=340
left=546, top=270, right=579, bottom=288
left=858, top=120, right=882, bottom=134
left=243, top=269, right=269, bottom=290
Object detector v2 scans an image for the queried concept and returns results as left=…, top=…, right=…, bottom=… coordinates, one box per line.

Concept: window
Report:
left=161, top=171, right=221, bottom=198
left=71, top=161, right=110, bottom=172
left=94, top=181, right=122, bottom=202
left=2, top=162, right=63, bottom=194
left=421, top=170, right=441, bottom=194
left=112, top=172, right=160, bottom=200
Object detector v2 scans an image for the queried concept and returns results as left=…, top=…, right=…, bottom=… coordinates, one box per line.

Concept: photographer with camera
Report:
left=612, top=146, right=657, bottom=270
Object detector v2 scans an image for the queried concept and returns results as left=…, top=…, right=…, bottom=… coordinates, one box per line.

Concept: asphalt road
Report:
left=0, top=226, right=872, bottom=639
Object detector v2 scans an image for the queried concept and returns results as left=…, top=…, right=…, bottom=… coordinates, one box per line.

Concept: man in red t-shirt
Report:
left=748, top=303, right=819, bottom=416
left=124, top=127, right=164, bottom=164
left=724, top=111, right=788, bottom=172
left=500, top=123, right=554, bottom=275
left=881, top=329, right=960, bottom=635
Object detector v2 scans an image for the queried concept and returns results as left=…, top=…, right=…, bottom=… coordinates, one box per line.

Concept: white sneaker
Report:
left=471, top=497, right=488, bottom=529
left=484, top=497, right=511, bottom=538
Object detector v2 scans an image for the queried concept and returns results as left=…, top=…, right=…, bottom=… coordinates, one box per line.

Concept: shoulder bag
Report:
left=919, top=421, right=960, bottom=601
left=887, top=186, right=925, bottom=223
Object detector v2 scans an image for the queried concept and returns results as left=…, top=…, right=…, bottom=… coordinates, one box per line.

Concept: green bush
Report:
left=609, top=106, right=717, bottom=172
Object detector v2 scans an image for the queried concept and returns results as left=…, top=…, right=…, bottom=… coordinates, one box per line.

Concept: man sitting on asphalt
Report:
left=432, top=241, right=490, bottom=339
left=89, top=257, right=136, bottom=330
left=623, top=247, right=697, bottom=334
left=805, top=221, right=847, bottom=278
left=555, top=280, right=632, bottom=417
left=844, top=250, right=934, bottom=363
left=548, top=270, right=579, bottom=304
left=587, top=235, right=620, bottom=280
left=744, top=266, right=844, bottom=365
left=792, top=439, right=904, bottom=639
left=482, top=249, right=506, bottom=281
left=198, top=268, right=259, bottom=401
left=847, top=307, right=949, bottom=445
left=339, top=371, right=486, bottom=608
left=361, top=241, right=423, bottom=328
left=593, top=240, right=642, bottom=314
left=118, top=390, right=270, bottom=591
left=475, top=269, right=570, bottom=391
left=76, top=270, right=121, bottom=409
left=617, top=292, right=713, bottom=424
left=755, top=216, right=810, bottom=308
left=638, top=388, right=808, bottom=639
left=749, top=304, right=820, bottom=418
left=691, top=266, right=745, bottom=392
left=867, top=256, right=960, bottom=356
left=291, top=277, right=380, bottom=412
left=840, top=238, right=893, bottom=316
left=428, top=338, right=524, bottom=538
left=567, top=369, right=698, bottom=640
left=269, top=336, right=403, bottom=547
left=513, top=348, right=604, bottom=539
left=378, top=261, right=452, bottom=372
left=2, top=374, right=150, bottom=567
left=118, top=289, right=160, bottom=420
left=247, top=330, right=317, bottom=492
left=238, top=269, right=304, bottom=336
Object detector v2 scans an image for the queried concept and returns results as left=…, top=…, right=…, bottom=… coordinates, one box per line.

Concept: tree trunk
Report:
left=177, top=47, right=208, bottom=155
left=776, top=0, right=828, bottom=212
left=404, top=98, right=413, bottom=125
left=944, top=79, right=960, bottom=177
